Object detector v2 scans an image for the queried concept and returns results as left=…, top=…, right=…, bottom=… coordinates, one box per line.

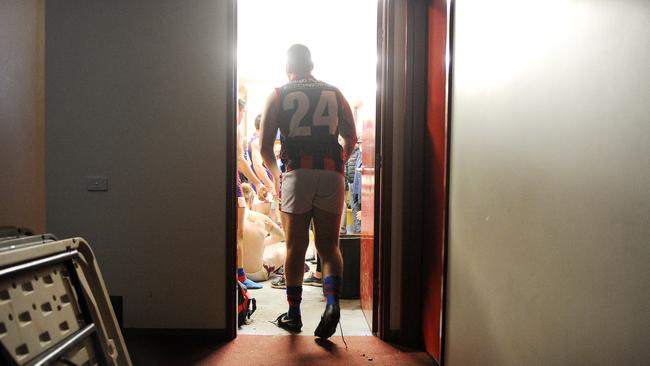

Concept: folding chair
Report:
left=0, top=227, right=36, bottom=242
left=0, top=236, right=131, bottom=365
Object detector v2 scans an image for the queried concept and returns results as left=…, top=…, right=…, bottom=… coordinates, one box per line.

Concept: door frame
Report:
left=225, top=0, right=238, bottom=340
left=224, top=0, right=454, bottom=353
left=440, top=2, right=454, bottom=363
left=393, top=0, right=453, bottom=363
left=224, top=0, right=394, bottom=340
left=375, top=0, right=394, bottom=339
left=397, top=0, right=429, bottom=348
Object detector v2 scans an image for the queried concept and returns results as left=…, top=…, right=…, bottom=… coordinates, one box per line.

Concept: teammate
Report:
left=236, top=99, right=268, bottom=290
left=259, top=44, right=357, bottom=338
left=248, top=114, right=279, bottom=222
left=240, top=183, right=286, bottom=282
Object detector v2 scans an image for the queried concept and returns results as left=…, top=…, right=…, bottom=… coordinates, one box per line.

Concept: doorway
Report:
left=232, top=0, right=380, bottom=337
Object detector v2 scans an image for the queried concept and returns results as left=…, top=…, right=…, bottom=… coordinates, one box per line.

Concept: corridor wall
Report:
left=45, top=0, right=230, bottom=329
left=0, top=0, right=45, bottom=234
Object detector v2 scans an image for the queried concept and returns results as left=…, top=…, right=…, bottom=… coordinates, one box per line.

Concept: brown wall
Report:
left=0, top=0, right=45, bottom=233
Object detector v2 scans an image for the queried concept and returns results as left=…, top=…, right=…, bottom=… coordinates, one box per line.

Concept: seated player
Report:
left=240, top=184, right=286, bottom=283
left=236, top=99, right=268, bottom=289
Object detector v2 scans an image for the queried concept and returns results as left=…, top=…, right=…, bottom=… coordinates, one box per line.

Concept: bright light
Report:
left=238, top=0, right=377, bottom=133
left=455, top=0, right=571, bottom=92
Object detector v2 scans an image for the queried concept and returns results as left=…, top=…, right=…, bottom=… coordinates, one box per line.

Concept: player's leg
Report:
left=282, top=211, right=313, bottom=287
left=236, top=206, right=245, bottom=279
left=275, top=210, right=312, bottom=332
left=312, top=170, right=346, bottom=339
left=312, top=207, right=344, bottom=338
left=312, top=207, right=344, bottom=279
left=303, top=255, right=323, bottom=287
left=273, top=170, right=316, bottom=331
left=236, top=186, right=261, bottom=289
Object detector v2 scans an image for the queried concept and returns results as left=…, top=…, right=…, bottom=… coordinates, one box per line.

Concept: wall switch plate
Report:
left=87, top=176, right=108, bottom=191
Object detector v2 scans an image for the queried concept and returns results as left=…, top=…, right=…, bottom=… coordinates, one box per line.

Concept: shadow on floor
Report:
left=124, top=331, right=436, bottom=366
left=124, top=331, right=227, bottom=366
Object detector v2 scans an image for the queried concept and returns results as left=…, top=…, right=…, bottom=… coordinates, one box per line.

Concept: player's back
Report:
left=276, top=78, right=345, bottom=173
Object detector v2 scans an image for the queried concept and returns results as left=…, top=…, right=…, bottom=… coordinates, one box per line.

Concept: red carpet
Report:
left=196, top=335, right=435, bottom=366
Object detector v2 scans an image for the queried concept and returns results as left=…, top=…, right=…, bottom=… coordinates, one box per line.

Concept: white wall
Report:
left=447, top=1, right=650, bottom=365
left=0, top=0, right=45, bottom=234
left=45, top=0, right=230, bottom=329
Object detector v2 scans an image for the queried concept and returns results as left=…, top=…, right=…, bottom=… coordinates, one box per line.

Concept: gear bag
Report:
left=237, top=280, right=257, bottom=327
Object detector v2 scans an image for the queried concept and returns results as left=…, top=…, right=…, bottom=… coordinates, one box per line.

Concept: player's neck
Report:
left=288, top=73, right=313, bottom=81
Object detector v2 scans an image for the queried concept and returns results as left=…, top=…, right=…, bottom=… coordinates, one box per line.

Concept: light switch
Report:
left=87, top=176, right=108, bottom=191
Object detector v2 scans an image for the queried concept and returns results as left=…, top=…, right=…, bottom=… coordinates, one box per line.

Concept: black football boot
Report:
left=275, top=312, right=302, bottom=333
left=314, top=302, right=340, bottom=339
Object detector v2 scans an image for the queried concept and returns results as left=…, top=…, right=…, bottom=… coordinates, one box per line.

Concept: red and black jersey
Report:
left=275, top=78, right=346, bottom=174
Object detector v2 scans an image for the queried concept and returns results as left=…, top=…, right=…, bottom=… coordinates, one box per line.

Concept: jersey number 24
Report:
left=283, top=90, right=338, bottom=137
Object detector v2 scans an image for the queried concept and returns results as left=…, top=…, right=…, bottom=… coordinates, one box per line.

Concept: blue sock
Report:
left=286, top=286, right=302, bottom=318
left=238, top=268, right=262, bottom=289
left=323, top=276, right=342, bottom=305
left=237, top=267, right=246, bottom=282
left=242, top=277, right=262, bottom=289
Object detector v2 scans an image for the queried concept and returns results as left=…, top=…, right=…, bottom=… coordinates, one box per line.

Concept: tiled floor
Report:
left=239, top=272, right=372, bottom=336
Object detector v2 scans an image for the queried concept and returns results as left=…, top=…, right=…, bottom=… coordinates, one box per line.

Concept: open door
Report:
left=360, top=115, right=377, bottom=331
left=359, top=0, right=390, bottom=336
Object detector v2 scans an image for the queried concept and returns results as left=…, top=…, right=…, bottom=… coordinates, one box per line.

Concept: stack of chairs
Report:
left=0, top=227, right=34, bottom=240
left=0, top=232, right=131, bottom=365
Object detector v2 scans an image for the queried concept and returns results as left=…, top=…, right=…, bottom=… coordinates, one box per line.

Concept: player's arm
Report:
left=336, top=89, right=358, bottom=161
left=264, top=222, right=285, bottom=246
left=263, top=216, right=284, bottom=245
left=251, top=138, right=276, bottom=195
left=237, top=127, right=264, bottom=189
left=260, top=91, right=282, bottom=196
left=246, top=210, right=284, bottom=245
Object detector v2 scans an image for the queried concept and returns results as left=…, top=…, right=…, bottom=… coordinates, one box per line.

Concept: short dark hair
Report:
left=287, top=44, right=313, bottom=75
left=254, top=114, right=262, bottom=130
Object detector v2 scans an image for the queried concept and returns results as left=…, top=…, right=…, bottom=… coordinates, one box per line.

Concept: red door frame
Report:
left=422, top=0, right=453, bottom=362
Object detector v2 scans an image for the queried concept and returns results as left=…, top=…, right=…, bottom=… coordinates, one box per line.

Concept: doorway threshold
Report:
left=239, top=276, right=371, bottom=336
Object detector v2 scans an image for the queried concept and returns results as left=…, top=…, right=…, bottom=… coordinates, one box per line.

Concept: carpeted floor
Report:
left=125, top=333, right=435, bottom=366
left=197, top=335, right=435, bottom=366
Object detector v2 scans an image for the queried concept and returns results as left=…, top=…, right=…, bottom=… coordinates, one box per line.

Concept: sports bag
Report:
left=237, top=280, right=257, bottom=327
